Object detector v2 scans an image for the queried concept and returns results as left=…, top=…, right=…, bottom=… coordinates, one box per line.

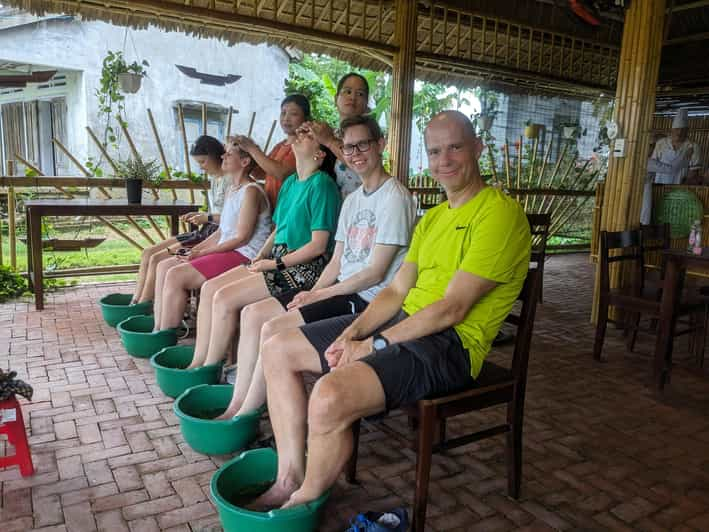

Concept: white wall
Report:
left=0, top=17, right=290, bottom=173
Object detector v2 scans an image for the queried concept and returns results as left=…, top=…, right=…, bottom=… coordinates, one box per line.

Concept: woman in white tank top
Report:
left=151, top=141, right=271, bottom=331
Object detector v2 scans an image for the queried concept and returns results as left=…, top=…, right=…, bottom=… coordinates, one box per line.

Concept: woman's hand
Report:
left=247, top=259, right=277, bottom=273
left=233, top=135, right=258, bottom=154
left=304, top=121, right=336, bottom=146
left=287, top=289, right=327, bottom=311
left=183, top=212, right=208, bottom=225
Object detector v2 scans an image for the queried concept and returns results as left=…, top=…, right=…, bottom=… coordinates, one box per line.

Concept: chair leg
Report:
left=345, top=419, right=361, bottom=484
left=506, top=399, right=523, bottom=499
left=413, top=405, right=436, bottom=532
left=694, top=308, right=707, bottom=368
left=626, top=311, right=640, bottom=353
left=593, top=298, right=609, bottom=361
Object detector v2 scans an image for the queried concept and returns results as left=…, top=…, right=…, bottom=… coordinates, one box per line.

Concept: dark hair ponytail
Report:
left=190, top=135, right=225, bottom=162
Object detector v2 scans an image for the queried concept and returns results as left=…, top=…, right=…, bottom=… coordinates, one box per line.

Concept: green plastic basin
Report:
left=99, top=293, right=153, bottom=328
left=117, top=315, right=177, bottom=358
left=173, top=384, right=261, bottom=455
left=150, top=345, right=222, bottom=398
left=211, top=448, right=330, bottom=532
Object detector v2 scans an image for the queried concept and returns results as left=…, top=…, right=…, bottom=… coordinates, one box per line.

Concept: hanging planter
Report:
left=118, top=72, right=143, bottom=94
left=478, top=115, right=495, bottom=132
left=524, top=123, right=543, bottom=139
left=563, top=125, right=579, bottom=140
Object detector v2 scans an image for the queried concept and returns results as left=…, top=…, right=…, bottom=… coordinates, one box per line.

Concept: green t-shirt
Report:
left=273, top=170, right=342, bottom=252
left=402, top=187, right=531, bottom=378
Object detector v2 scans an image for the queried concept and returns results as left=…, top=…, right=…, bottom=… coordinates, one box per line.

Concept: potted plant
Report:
left=473, top=88, right=500, bottom=133
left=524, top=120, right=544, bottom=139
left=562, top=122, right=580, bottom=140
left=101, top=51, right=149, bottom=95
left=118, top=156, right=160, bottom=204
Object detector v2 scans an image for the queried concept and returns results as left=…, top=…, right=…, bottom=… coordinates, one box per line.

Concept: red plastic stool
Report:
left=0, top=396, right=34, bottom=476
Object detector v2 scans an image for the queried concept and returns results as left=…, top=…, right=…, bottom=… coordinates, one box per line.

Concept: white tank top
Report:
left=218, top=182, right=272, bottom=260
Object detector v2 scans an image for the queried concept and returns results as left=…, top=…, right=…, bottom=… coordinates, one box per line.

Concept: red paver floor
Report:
left=2, top=254, right=709, bottom=532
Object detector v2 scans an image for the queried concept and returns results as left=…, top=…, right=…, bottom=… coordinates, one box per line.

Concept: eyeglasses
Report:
left=342, top=139, right=375, bottom=156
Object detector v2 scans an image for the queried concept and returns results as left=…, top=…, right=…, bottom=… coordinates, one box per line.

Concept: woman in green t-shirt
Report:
left=187, top=126, right=341, bottom=369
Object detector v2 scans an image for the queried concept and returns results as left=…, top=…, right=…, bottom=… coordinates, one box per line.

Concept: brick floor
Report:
left=2, top=254, right=709, bottom=531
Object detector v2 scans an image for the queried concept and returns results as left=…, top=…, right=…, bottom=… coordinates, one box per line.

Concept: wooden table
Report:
left=24, top=199, right=199, bottom=310
left=653, top=248, right=709, bottom=390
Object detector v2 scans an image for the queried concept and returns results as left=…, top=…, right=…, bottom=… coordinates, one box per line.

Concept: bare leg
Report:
left=137, top=249, right=171, bottom=304
left=189, top=266, right=253, bottom=368
left=216, top=299, right=295, bottom=419
left=159, top=263, right=207, bottom=330
left=153, top=257, right=182, bottom=329
left=203, top=275, right=271, bottom=367
left=233, top=309, right=305, bottom=417
left=134, top=238, right=176, bottom=302
left=254, top=328, right=326, bottom=508
left=283, top=363, right=385, bottom=508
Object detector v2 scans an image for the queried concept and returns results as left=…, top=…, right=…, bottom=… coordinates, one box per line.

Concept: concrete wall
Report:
left=0, top=17, right=290, bottom=174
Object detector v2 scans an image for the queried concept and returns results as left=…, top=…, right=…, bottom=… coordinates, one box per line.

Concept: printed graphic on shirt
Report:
left=344, top=209, right=377, bottom=263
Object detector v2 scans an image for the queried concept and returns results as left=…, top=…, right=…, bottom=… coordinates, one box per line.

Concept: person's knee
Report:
left=261, top=312, right=291, bottom=341
left=309, top=376, right=347, bottom=434
left=212, top=286, right=233, bottom=312
left=200, top=279, right=217, bottom=301
left=262, top=332, right=291, bottom=376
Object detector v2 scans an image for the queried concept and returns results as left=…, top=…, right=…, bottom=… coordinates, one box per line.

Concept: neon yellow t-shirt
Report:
left=402, top=187, right=531, bottom=378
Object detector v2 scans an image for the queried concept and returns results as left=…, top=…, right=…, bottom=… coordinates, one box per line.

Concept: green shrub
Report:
left=0, top=265, right=27, bottom=303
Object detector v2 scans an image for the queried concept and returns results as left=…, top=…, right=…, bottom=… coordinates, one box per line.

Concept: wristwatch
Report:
left=206, top=214, right=213, bottom=223
left=372, top=333, right=390, bottom=351
left=276, top=257, right=287, bottom=271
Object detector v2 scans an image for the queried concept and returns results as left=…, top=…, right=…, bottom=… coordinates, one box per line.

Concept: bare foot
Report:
left=186, top=361, right=201, bottom=370
left=247, top=477, right=300, bottom=511
left=281, top=488, right=318, bottom=509
left=214, top=404, right=240, bottom=420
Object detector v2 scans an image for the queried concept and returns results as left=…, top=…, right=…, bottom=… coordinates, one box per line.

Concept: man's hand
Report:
left=324, top=335, right=373, bottom=370
left=181, top=212, right=208, bottom=225
left=248, top=259, right=277, bottom=273
left=287, top=289, right=327, bottom=311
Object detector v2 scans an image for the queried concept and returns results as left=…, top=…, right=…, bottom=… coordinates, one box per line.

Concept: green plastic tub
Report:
left=116, top=315, right=177, bottom=358
left=173, top=384, right=261, bottom=455
left=99, top=293, right=152, bottom=328
left=150, top=345, right=222, bottom=398
left=211, top=448, right=330, bottom=532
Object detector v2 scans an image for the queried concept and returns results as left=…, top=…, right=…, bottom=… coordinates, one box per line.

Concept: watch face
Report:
left=373, top=338, right=387, bottom=350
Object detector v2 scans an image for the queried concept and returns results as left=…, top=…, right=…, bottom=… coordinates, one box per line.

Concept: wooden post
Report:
left=389, top=0, right=416, bottom=183
left=226, top=106, right=234, bottom=139
left=593, top=0, right=667, bottom=323
left=202, top=103, right=208, bottom=136
left=147, top=109, right=177, bottom=200
left=7, top=160, right=16, bottom=269
left=177, top=104, right=195, bottom=204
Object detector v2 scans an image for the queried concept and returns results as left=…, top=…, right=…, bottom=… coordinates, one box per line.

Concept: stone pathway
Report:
left=2, top=254, right=709, bottom=531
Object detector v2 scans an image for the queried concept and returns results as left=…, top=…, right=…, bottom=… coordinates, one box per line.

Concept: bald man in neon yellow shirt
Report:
left=255, top=110, right=532, bottom=510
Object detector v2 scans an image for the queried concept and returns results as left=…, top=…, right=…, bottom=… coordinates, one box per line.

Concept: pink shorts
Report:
left=190, top=251, right=250, bottom=280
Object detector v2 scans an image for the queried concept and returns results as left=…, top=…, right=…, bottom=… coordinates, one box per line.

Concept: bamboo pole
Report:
left=0, top=214, right=3, bottom=266
left=539, top=153, right=580, bottom=214
left=202, top=103, right=208, bottom=135
left=7, top=160, right=16, bottom=269
left=55, top=136, right=158, bottom=243
left=264, top=120, right=278, bottom=153
left=487, top=144, right=498, bottom=184
left=515, top=136, right=523, bottom=199
left=504, top=139, right=511, bottom=189
left=524, top=137, right=539, bottom=210
left=117, top=119, right=160, bottom=200
left=226, top=106, right=234, bottom=139
left=147, top=108, right=177, bottom=201
left=13, top=160, right=144, bottom=251
left=177, top=103, right=195, bottom=205
left=530, top=138, right=553, bottom=213
left=14, top=153, right=75, bottom=198
left=86, top=126, right=120, bottom=175
left=247, top=111, right=257, bottom=137
left=52, top=138, right=112, bottom=199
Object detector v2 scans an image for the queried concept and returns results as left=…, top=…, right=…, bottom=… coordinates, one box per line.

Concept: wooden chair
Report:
left=346, top=268, right=542, bottom=532
left=593, top=226, right=706, bottom=362
left=527, top=213, right=551, bottom=303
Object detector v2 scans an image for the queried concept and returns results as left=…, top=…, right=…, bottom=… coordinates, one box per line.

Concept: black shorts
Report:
left=273, top=292, right=369, bottom=321
left=300, top=310, right=473, bottom=411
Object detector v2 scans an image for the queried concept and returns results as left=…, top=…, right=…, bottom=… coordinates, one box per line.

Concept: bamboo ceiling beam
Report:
left=388, top=0, right=416, bottom=183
